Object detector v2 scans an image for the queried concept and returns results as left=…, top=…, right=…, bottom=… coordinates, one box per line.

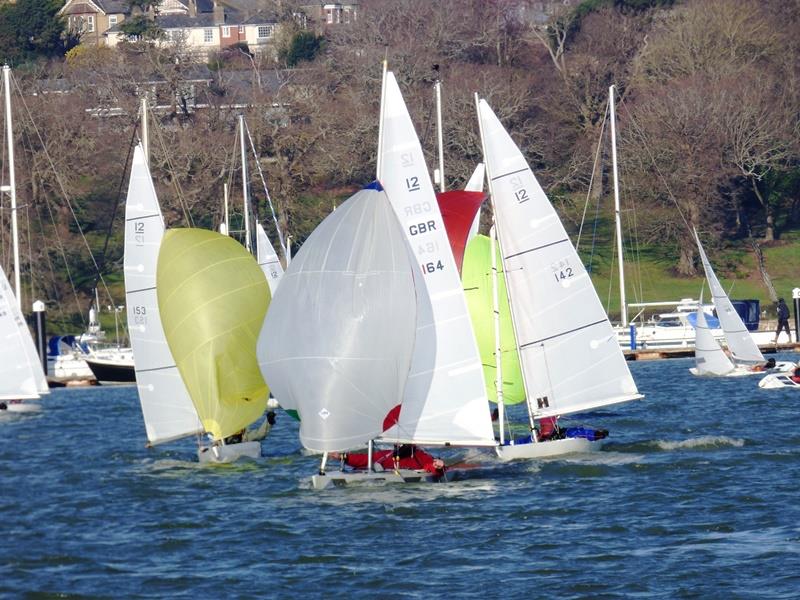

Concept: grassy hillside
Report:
left=582, top=223, right=800, bottom=321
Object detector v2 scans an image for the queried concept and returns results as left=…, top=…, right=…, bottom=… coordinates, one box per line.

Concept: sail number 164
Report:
left=422, top=260, right=444, bottom=274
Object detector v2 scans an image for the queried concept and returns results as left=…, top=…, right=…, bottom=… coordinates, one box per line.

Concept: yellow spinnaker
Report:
left=157, top=228, right=270, bottom=441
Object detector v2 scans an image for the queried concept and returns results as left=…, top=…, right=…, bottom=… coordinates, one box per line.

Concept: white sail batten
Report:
left=377, top=72, right=494, bottom=447
left=693, top=230, right=763, bottom=364
left=124, top=144, right=203, bottom=445
left=258, top=189, right=417, bottom=453
left=477, top=99, right=641, bottom=420
left=693, top=306, right=735, bottom=376
left=0, top=266, right=44, bottom=400
left=256, top=222, right=283, bottom=296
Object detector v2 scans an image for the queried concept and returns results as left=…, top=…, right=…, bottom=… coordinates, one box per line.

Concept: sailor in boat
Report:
left=750, top=358, right=777, bottom=372
left=222, top=410, right=276, bottom=446
left=791, top=367, right=800, bottom=384
left=507, top=415, right=609, bottom=445
left=330, top=445, right=446, bottom=477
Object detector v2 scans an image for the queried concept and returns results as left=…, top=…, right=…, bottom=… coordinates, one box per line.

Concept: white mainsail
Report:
left=124, top=144, right=202, bottom=445
left=477, top=98, right=641, bottom=419
left=465, top=163, right=485, bottom=242
left=258, top=189, right=417, bottom=453
left=377, top=71, right=494, bottom=447
left=256, top=222, right=283, bottom=295
left=693, top=229, right=763, bottom=364
left=692, top=305, right=735, bottom=376
left=0, top=265, right=45, bottom=400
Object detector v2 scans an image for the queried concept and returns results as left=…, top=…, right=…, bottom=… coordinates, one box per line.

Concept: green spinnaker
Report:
left=157, top=228, right=270, bottom=440
left=462, top=234, right=524, bottom=404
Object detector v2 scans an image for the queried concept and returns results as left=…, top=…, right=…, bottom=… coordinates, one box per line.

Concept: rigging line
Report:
left=92, top=120, right=137, bottom=296
left=576, top=103, right=608, bottom=252
left=25, top=204, right=34, bottom=302
left=10, top=72, right=114, bottom=316
left=32, top=193, right=67, bottom=326
left=617, top=97, right=691, bottom=231
left=149, top=115, right=194, bottom=228
left=244, top=119, right=287, bottom=258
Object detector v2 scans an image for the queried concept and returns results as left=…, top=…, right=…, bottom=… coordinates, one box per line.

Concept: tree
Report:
left=0, top=0, right=79, bottom=64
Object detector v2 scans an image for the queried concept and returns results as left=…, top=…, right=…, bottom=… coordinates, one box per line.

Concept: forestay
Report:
left=692, top=305, right=735, bottom=376
left=258, top=189, right=417, bottom=453
left=124, top=144, right=202, bottom=445
left=256, top=222, right=283, bottom=296
left=693, top=229, right=763, bottom=364
left=377, top=72, right=494, bottom=447
left=0, top=266, right=45, bottom=400
left=477, top=99, right=641, bottom=419
left=157, top=229, right=269, bottom=442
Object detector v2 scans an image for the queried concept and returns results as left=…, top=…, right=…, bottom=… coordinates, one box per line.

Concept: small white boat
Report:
left=759, top=373, right=800, bottom=389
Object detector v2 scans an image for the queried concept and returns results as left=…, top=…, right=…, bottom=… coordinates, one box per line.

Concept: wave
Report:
left=654, top=435, right=745, bottom=451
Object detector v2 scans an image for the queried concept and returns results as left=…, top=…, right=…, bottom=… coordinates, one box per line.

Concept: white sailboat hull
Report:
left=311, top=467, right=451, bottom=490
left=197, top=441, right=261, bottom=464
left=1, top=401, right=42, bottom=413
left=758, top=373, right=800, bottom=390
left=496, top=436, right=601, bottom=461
left=690, top=361, right=795, bottom=378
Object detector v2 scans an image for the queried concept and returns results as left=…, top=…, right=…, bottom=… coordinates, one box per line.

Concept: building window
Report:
left=222, top=25, right=231, bottom=37
left=257, top=25, right=273, bottom=39
left=239, top=25, right=245, bottom=34
left=86, top=15, right=95, bottom=32
left=108, top=15, right=118, bottom=27
left=204, top=28, right=214, bottom=43
left=326, top=8, right=333, bottom=23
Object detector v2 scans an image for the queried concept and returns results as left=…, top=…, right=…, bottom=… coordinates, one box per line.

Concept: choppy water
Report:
left=2, top=354, right=800, bottom=598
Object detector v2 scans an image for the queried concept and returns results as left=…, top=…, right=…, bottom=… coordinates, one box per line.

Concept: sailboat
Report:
left=156, top=228, right=272, bottom=462
left=476, top=96, right=643, bottom=460
left=258, top=187, right=422, bottom=489
left=1, top=64, right=49, bottom=412
left=124, top=143, right=270, bottom=463
left=0, top=265, right=48, bottom=413
left=692, top=228, right=794, bottom=377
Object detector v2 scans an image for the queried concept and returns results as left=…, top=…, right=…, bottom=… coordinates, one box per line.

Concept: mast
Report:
left=434, top=78, right=445, bottom=193
left=221, top=183, right=230, bottom=236
left=489, top=224, right=505, bottom=445
left=238, top=115, right=252, bottom=252
left=140, top=97, right=149, bottom=166
left=376, top=60, right=388, bottom=179
left=3, top=65, right=21, bottom=308
left=609, top=85, right=627, bottom=327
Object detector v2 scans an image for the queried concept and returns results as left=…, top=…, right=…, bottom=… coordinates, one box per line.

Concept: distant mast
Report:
left=609, top=85, right=627, bottom=327
left=2, top=65, right=21, bottom=308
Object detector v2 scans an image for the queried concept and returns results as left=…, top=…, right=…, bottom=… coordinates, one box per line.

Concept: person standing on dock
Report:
left=775, top=298, right=791, bottom=343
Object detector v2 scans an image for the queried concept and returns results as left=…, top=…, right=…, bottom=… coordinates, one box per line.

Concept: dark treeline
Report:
left=1, top=0, right=798, bottom=325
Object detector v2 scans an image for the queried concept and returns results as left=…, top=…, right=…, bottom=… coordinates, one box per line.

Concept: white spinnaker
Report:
left=377, top=72, right=494, bottom=447
left=256, top=222, right=283, bottom=296
left=0, top=266, right=43, bottom=400
left=693, top=229, right=763, bottom=364
left=478, top=99, right=641, bottom=419
left=124, top=144, right=202, bottom=445
left=258, top=189, right=417, bottom=453
left=693, top=306, right=735, bottom=375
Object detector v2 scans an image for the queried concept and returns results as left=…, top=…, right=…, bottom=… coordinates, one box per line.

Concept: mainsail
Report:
left=693, top=229, right=763, bottom=364
left=157, top=228, right=270, bottom=441
left=377, top=71, right=494, bottom=447
left=124, top=144, right=202, bottom=445
left=461, top=234, right=524, bottom=405
left=693, top=305, right=735, bottom=376
left=258, top=189, right=417, bottom=453
left=0, top=265, right=45, bottom=400
left=256, top=222, right=283, bottom=296
left=477, top=99, right=642, bottom=419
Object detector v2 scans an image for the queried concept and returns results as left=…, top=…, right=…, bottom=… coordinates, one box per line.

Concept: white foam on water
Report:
left=655, top=435, right=745, bottom=451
